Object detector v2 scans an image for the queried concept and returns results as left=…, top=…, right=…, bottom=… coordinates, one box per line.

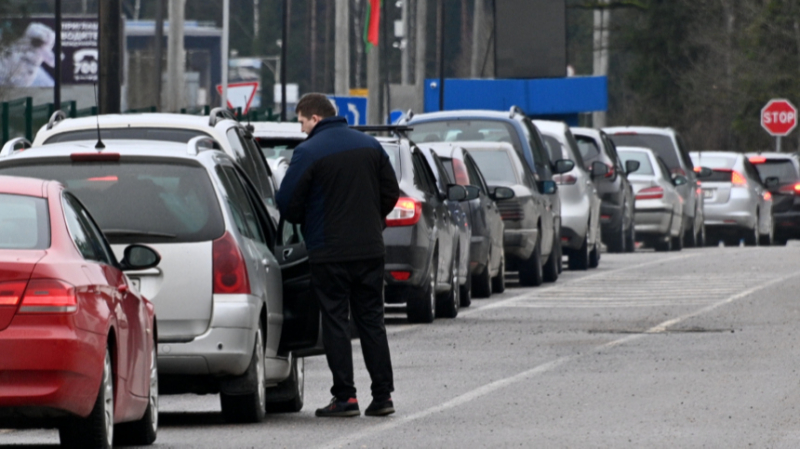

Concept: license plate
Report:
left=703, top=189, right=713, bottom=199
left=129, top=278, right=141, bottom=291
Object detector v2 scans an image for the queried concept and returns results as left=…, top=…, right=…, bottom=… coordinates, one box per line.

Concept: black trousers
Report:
left=310, top=257, right=394, bottom=402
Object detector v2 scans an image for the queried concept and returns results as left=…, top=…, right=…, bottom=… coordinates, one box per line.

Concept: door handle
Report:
left=282, top=248, right=293, bottom=260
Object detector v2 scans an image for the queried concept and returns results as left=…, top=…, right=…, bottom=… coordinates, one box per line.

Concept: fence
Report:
left=0, top=99, right=289, bottom=147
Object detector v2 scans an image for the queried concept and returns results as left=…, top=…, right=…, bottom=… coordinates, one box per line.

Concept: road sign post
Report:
left=761, top=99, right=797, bottom=152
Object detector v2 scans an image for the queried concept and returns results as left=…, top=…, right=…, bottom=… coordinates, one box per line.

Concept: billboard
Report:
left=494, top=0, right=566, bottom=79
left=0, top=16, right=99, bottom=88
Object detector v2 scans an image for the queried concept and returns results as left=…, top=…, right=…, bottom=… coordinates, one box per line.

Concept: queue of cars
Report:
left=0, top=106, right=794, bottom=446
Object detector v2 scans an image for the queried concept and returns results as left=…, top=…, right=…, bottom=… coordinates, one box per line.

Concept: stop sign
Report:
left=761, top=99, right=798, bottom=136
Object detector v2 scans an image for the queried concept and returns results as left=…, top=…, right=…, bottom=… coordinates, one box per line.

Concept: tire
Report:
left=114, top=346, right=158, bottom=446
left=518, top=232, right=544, bottom=287
left=220, top=326, right=266, bottom=423
left=743, top=224, right=758, bottom=247
left=491, top=256, right=506, bottom=293
left=568, top=232, right=590, bottom=271
left=436, top=253, right=459, bottom=319
left=774, top=236, right=788, bottom=246
left=760, top=220, right=774, bottom=246
left=543, top=234, right=560, bottom=283
left=588, top=242, right=600, bottom=268
left=472, top=265, right=492, bottom=298
left=683, top=217, right=697, bottom=248
left=724, top=235, right=741, bottom=247
left=671, top=222, right=684, bottom=251
left=459, top=272, right=472, bottom=308
left=654, top=236, right=672, bottom=252
left=606, top=217, right=626, bottom=253
left=697, top=222, right=706, bottom=247
left=625, top=220, right=636, bottom=253
left=407, top=257, right=436, bottom=323
left=60, top=348, right=114, bottom=449
left=266, top=356, right=304, bottom=413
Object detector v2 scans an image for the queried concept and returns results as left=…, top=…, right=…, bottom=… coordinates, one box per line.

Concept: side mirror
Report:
left=538, top=180, right=558, bottom=195
left=464, top=185, right=481, bottom=201
left=490, top=186, right=516, bottom=200
left=120, top=245, right=161, bottom=271
left=447, top=184, right=468, bottom=202
left=591, top=161, right=609, bottom=178
left=765, top=176, right=780, bottom=188
left=695, top=167, right=713, bottom=179
left=625, top=160, right=641, bottom=175
left=672, top=175, right=689, bottom=186
left=552, top=159, right=575, bottom=175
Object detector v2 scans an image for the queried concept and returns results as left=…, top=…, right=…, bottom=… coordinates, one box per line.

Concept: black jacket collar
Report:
left=307, top=116, right=348, bottom=138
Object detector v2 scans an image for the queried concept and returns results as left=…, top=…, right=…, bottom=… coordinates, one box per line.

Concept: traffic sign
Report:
left=761, top=99, right=797, bottom=136
left=216, top=81, right=259, bottom=114
left=328, top=96, right=368, bottom=126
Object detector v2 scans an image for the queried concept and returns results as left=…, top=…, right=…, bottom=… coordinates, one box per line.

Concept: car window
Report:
left=601, top=134, right=622, bottom=168
left=676, top=135, right=695, bottom=170
left=380, top=144, right=402, bottom=179
left=0, top=193, right=50, bottom=250
left=44, top=128, right=214, bottom=144
left=574, top=135, right=601, bottom=163
left=694, top=155, right=736, bottom=170
left=464, top=155, right=488, bottom=194
left=63, top=193, right=105, bottom=263
left=408, top=119, right=521, bottom=146
left=564, top=130, right=587, bottom=172
left=754, top=160, right=799, bottom=184
left=542, top=135, right=565, bottom=161
left=743, top=161, right=764, bottom=186
left=519, top=119, right=553, bottom=179
left=0, top=162, right=225, bottom=245
left=70, top=195, right=117, bottom=266
left=256, top=137, right=304, bottom=161
left=234, top=166, right=279, bottom=249
left=217, top=166, right=266, bottom=246
left=411, top=151, right=435, bottom=194
left=656, top=158, right=672, bottom=180
left=226, top=127, right=276, bottom=206
left=608, top=133, right=683, bottom=171
left=469, top=150, right=520, bottom=185
left=618, top=151, right=654, bottom=175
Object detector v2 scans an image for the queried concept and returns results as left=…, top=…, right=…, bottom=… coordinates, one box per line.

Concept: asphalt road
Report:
left=5, top=244, right=800, bottom=448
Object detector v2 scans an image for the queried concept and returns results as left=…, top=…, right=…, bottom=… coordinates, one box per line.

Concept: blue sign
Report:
left=329, top=96, right=368, bottom=126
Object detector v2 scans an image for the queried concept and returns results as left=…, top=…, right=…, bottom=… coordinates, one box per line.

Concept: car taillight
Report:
left=603, top=163, right=615, bottom=179
left=763, top=191, right=773, bottom=201
left=452, top=158, right=470, bottom=186
left=778, top=183, right=800, bottom=195
left=19, top=279, right=77, bottom=313
left=386, top=197, right=422, bottom=227
left=731, top=170, right=747, bottom=186
left=554, top=173, right=577, bottom=185
left=749, top=156, right=767, bottom=164
left=390, top=271, right=411, bottom=281
left=0, top=280, right=28, bottom=306
left=213, top=232, right=251, bottom=294
left=636, top=186, right=664, bottom=200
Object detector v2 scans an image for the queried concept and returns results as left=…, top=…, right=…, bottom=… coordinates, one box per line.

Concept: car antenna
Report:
left=93, top=82, right=105, bottom=150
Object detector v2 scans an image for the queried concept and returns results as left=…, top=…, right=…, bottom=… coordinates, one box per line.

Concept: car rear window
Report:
left=705, top=170, right=734, bottom=182
left=44, top=128, right=211, bottom=144
left=608, top=134, right=682, bottom=170
left=409, top=120, right=521, bottom=147
left=693, top=155, right=736, bottom=170
left=754, top=160, right=798, bottom=184
left=469, top=150, right=518, bottom=184
left=574, top=135, right=601, bottom=162
left=379, top=144, right=402, bottom=179
left=256, top=138, right=304, bottom=162
left=0, top=194, right=50, bottom=250
left=0, top=162, right=224, bottom=244
left=618, top=150, right=655, bottom=175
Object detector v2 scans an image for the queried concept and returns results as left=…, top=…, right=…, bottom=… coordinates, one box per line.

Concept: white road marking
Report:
left=319, top=269, right=799, bottom=449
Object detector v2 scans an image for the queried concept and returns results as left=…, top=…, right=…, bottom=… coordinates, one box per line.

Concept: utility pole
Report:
left=98, top=0, right=122, bottom=113
left=470, top=0, right=484, bottom=78
left=400, top=0, right=409, bottom=85
left=334, top=0, right=350, bottom=95
left=592, top=0, right=610, bottom=128
left=154, top=0, right=164, bottom=110
left=221, top=0, right=229, bottom=109
left=437, top=0, right=445, bottom=111
left=310, top=0, right=317, bottom=91
left=166, top=0, right=186, bottom=112
left=54, top=0, right=62, bottom=108
left=414, top=0, right=427, bottom=105
left=280, top=0, right=288, bottom=120
left=383, top=0, right=390, bottom=117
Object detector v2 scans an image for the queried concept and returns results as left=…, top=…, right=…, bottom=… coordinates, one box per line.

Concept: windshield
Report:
left=256, top=137, right=305, bottom=162
left=0, top=194, right=50, bottom=250
left=469, top=150, right=518, bottom=185
left=618, top=151, right=655, bottom=175
left=608, top=134, right=681, bottom=169
left=754, top=160, right=798, bottom=184
left=44, top=128, right=212, bottom=144
left=0, top=162, right=224, bottom=244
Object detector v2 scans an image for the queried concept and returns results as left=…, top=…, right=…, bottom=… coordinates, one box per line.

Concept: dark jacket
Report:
left=276, top=117, right=400, bottom=263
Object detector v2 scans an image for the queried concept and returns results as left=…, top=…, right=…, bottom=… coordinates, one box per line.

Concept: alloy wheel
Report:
left=102, top=351, right=114, bottom=448
left=148, top=347, right=158, bottom=435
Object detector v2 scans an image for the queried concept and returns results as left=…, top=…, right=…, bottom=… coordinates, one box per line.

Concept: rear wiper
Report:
left=104, top=229, right=178, bottom=239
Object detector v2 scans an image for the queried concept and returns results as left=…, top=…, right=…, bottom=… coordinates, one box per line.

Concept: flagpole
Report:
left=438, top=0, right=445, bottom=111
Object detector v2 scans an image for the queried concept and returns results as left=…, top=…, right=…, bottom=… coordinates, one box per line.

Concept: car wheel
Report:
left=743, top=223, right=758, bottom=247
left=266, top=356, right=304, bottom=413
left=220, top=326, right=267, bottom=423
left=543, top=233, right=560, bottom=283
left=606, top=216, right=626, bottom=253
left=697, top=222, right=706, bottom=247
left=774, top=234, right=788, bottom=246
left=568, top=232, right=590, bottom=271
left=588, top=242, right=600, bottom=268
left=625, top=219, right=636, bottom=253
left=114, top=346, right=158, bottom=446
left=759, top=220, right=774, bottom=246
left=436, top=252, right=459, bottom=319
left=60, top=348, right=114, bottom=449
left=683, top=217, right=697, bottom=248
left=654, top=236, right=672, bottom=252
left=671, top=222, right=684, bottom=251
left=459, top=271, right=472, bottom=308
left=519, top=232, right=544, bottom=287
left=407, top=256, right=437, bottom=323
left=472, top=264, right=492, bottom=298
left=491, top=255, right=506, bottom=293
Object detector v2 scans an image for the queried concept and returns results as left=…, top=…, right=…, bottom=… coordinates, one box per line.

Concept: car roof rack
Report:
left=187, top=136, right=221, bottom=155
left=509, top=106, right=525, bottom=119
left=351, top=125, right=414, bottom=136
left=0, top=137, right=32, bottom=158
left=208, top=107, right=236, bottom=127
left=46, top=110, right=67, bottom=130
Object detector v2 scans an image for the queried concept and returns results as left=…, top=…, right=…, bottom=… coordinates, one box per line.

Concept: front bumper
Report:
left=503, top=228, right=538, bottom=261
left=561, top=214, right=590, bottom=250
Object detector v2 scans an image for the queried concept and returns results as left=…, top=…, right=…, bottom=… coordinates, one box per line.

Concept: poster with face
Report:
left=0, top=17, right=98, bottom=88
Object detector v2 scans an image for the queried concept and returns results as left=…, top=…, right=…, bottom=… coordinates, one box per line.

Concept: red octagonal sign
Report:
left=761, top=99, right=798, bottom=136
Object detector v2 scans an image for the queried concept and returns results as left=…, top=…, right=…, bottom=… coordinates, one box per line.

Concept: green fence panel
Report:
left=76, top=106, right=98, bottom=117
left=1, top=102, right=8, bottom=145
left=31, top=103, right=55, bottom=138
left=126, top=106, right=157, bottom=114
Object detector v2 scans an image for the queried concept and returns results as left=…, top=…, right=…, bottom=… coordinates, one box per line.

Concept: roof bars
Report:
left=351, top=125, right=414, bottom=135
left=46, top=110, right=67, bottom=130
left=0, top=138, right=32, bottom=158
left=208, top=107, right=236, bottom=127
left=508, top=106, right=525, bottom=119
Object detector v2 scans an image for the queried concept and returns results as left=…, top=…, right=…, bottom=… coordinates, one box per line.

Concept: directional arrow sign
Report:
left=216, top=82, right=259, bottom=114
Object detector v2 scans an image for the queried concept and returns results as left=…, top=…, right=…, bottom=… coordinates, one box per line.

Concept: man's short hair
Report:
left=296, top=93, right=337, bottom=119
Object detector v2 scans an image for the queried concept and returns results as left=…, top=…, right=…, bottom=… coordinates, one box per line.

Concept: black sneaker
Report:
left=365, top=397, right=395, bottom=416
left=315, top=397, right=360, bottom=417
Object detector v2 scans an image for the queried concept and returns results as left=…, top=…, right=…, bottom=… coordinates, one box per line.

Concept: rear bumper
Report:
left=703, top=192, right=757, bottom=229
left=634, top=207, right=673, bottom=236
left=774, top=210, right=800, bottom=235
left=0, top=320, right=104, bottom=420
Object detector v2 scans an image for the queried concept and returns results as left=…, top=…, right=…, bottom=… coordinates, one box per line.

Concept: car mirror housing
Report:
left=538, top=180, right=558, bottom=195
left=672, top=175, right=689, bottom=186
left=490, top=186, right=515, bottom=200
left=765, top=176, right=780, bottom=188
left=464, top=185, right=481, bottom=201
left=625, top=160, right=641, bottom=175
left=553, top=159, right=575, bottom=175
left=696, top=167, right=713, bottom=179
left=120, top=245, right=161, bottom=271
left=447, top=184, right=468, bottom=202
left=591, top=161, right=609, bottom=178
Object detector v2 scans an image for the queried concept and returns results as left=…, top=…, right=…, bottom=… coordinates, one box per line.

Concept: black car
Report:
left=571, top=127, right=637, bottom=253
left=421, top=142, right=507, bottom=298
left=748, top=152, right=800, bottom=245
left=379, top=137, right=470, bottom=323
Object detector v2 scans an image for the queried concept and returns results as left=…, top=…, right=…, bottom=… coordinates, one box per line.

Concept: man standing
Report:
left=277, top=93, right=400, bottom=417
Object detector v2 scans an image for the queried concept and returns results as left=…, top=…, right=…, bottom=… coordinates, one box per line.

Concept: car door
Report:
left=464, top=153, right=504, bottom=270
left=743, top=159, right=773, bottom=235
left=412, top=148, right=452, bottom=288
left=520, top=118, right=557, bottom=255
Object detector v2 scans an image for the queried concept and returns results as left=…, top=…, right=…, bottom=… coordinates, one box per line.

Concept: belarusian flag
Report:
left=363, top=0, right=381, bottom=51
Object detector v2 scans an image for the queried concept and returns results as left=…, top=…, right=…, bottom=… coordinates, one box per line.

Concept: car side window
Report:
left=464, top=155, right=488, bottom=194
left=239, top=129, right=278, bottom=204
left=216, top=166, right=266, bottom=246
left=232, top=166, right=279, bottom=248
left=744, top=161, right=764, bottom=186
left=602, top=134, right=624, bottom=172
left=519, top=118, right=554, bottom=179
left=412, top=151, right=435, bottom=195
left=656, top=157, right=672, bottom=180
left=676, top=135, right=695, bottom=170
left=565, top=131, right=588, bottom=172
left=63, top=194, right=112, bottom=265
left=226, top=127, right=276, bottom=207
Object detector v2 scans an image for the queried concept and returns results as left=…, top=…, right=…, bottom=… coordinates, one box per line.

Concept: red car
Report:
left=0, top=176, right=160, bottom=448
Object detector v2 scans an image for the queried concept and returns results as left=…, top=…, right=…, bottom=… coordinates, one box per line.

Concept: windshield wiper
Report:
left=104, top=229, right=178, bottom=239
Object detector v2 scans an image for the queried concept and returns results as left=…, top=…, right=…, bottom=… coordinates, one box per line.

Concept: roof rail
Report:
left=351, top=125, right=414, bottom=135
left=187, top=136, right=220, bottom=156
left=0, top=138, right=32, bottom=158
left=208, top=107, right=236, bottom=127
left=46, top=110, right=67, bottom=130
left=509, top=106, right=525, bottom=119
